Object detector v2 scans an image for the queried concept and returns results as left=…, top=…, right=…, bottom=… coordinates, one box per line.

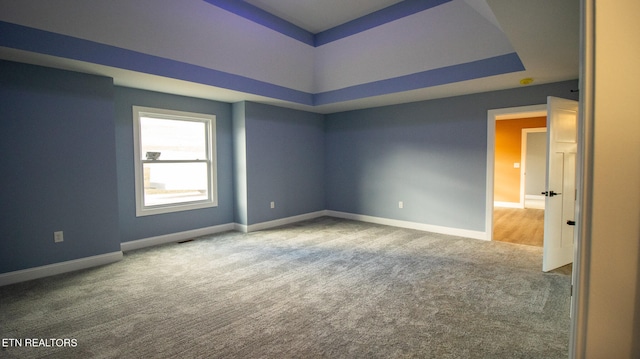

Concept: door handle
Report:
left=567, top=220, right=576, bottom=226
left=541, top=191, right=562, bottom=197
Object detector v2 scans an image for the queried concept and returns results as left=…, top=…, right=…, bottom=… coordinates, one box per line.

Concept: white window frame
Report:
left=132, top=106, right=217, bottom=216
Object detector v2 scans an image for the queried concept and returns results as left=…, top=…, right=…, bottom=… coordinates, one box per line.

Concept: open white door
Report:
left=542, top=96, right=578, bottom=272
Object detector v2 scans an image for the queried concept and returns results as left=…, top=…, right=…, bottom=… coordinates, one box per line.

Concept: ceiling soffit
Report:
left=198, top=0, right=525, bottom=104
left=0, top=0, right=578, bottom=113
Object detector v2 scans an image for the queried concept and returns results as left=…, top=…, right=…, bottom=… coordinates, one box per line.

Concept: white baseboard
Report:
left=121, top=223, right=235, bottom=252
left=239, top=211, right=327, bottom=233
left=524, top=195, right=545, bottom=209
left=326, top=211, right=487, bottom=240
left=0, top=251, right=123, bottom=287
left=494, top=201, right=524, bottom=209
left=525, top=195, right=545, bottom=200
left=234, top=223, right=248, bottom=233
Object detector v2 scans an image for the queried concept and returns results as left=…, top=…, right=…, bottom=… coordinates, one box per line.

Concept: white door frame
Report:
left=569, top=1, right=593, bottom=356
left=485, top=104, right=547, bottom=241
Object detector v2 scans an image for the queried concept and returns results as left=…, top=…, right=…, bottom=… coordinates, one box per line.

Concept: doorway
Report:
left=486, top=103, right=575, bottom=276
left=492, top=115, right=547, bottom=247
left=522, top=128, right=547, bottom=209
left=485, top=104, right=547, bottom=242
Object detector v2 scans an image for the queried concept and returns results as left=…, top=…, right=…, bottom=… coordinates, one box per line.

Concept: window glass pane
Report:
left=140, top=117, right=207, bottom=160
left=133, top=106, right=217, bottom=216
left=143, top=162, right=209, bottom=206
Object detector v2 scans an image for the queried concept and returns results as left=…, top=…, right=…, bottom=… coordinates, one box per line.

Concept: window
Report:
left=133, top=106, right=217, bottom=216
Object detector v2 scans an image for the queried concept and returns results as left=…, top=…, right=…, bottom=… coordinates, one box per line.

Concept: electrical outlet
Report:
left=399, top=201, right=404, bottom=209
left=270, top=201, right=275, bottom=209
left=54, top=231, right=64, bottom=243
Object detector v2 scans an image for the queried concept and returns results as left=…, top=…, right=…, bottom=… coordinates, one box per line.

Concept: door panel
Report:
left=543, top=97, right=578, bottom=272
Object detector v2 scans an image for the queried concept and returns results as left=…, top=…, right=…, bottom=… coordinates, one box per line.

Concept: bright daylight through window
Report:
left=133, top=106, right=217, bottom=216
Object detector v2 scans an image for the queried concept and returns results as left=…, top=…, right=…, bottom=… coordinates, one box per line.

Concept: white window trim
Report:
left=132, top=106, right=218, bottom=217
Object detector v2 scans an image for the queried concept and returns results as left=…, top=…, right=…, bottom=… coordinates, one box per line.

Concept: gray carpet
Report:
left=0, top=217, right=571, bottom=358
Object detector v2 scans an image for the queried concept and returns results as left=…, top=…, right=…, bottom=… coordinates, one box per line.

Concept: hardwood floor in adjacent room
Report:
left=493, top=207, right=545, bottom=247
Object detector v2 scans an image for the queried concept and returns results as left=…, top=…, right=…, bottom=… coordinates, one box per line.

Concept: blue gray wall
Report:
left=0, top=61, right=120, bottom=273
left=325, top=80, right=579, bottom=232
left=0, top=58, right=579, bottom=277
left=114, top=87, right=234, bottom=242
left=240, top=102, right=325, bottom=225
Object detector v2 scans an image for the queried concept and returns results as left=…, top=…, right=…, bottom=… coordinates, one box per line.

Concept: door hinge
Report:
left=570, top=285, right=573, bottom=297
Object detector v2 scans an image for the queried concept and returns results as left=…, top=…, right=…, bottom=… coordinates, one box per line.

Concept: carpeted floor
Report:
left=0, top=217, right=571, bottom=358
